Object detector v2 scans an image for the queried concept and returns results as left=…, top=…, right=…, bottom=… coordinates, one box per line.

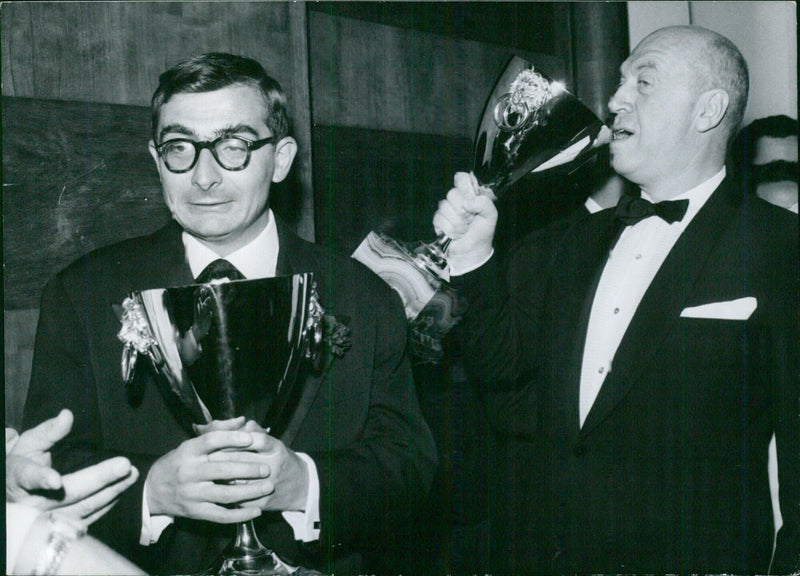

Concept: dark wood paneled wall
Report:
left=308, top=9, right=560, bottom=137
left=2, top=98, right=165, bottom=309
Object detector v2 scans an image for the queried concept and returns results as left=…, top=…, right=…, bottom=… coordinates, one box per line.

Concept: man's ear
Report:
left=695, top=89, right=730, bottom=133
left=271, top=137, right=298, bottom=183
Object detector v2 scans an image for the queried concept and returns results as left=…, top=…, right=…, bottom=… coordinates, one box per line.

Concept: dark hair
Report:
left=742, top=114, right=798, bottom=159
left=729, top=115, right=798, bottom=193
left=151, top=53, right=291, bottom=141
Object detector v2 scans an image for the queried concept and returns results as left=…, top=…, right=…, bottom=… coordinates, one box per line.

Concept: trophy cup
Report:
left=415, top=55, right=607, bottom=279
left=117, top=274, right=322, bottom=576
left=352, top=56, right=606, bottom=352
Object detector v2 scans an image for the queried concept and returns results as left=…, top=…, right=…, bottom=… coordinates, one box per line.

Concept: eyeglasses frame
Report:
left=154, top=134, right=277, bottom=173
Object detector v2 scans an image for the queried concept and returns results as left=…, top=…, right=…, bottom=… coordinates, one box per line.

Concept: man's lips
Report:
left=189, top=199, right=232, bottom=207
left=612, top=126, right=634, bottom=140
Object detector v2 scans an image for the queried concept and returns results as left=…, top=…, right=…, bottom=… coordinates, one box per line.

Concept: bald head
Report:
left=637, top=26, right=749, bottom=140
left=608, top=25, right=750, bottom=197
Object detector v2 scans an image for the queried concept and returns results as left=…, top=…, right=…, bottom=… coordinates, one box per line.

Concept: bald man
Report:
left=435, top=26, right=799, bottom=574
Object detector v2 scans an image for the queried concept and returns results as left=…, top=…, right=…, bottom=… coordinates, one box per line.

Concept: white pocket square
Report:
left=680, top=297, right=757, bottom=320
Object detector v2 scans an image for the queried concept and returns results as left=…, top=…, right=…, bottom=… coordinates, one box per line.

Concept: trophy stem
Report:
left=433, top=235, right=452, bottom=255
left=201, top=520, right=291, bottom=576
left=412, top=235, right=451, bottom=282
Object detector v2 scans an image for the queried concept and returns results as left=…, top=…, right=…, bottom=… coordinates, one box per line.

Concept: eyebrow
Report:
left=620, top=59, right=659, bottom=77
left=633, top=61, right=658, bottom=73
left=158, top=124, right=195, bottom=141
left=158, top=123, right=261, bottom=142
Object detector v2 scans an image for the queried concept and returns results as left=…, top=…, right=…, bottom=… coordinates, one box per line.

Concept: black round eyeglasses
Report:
left=155, top=135, right=276, bottom=173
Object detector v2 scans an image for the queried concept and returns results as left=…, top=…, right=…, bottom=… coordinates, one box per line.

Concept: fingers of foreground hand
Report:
left=189, top=430, right=255, bottom=456
left=56, top=459, right=139, bottom=522
left=58, top=457, right=135, bottom=504
left=194, top=459, right=274, bottom=483
left=202, top=478, right=275, bottom=506
left=14, top=409, right=74, bottom=454
left=433, top=189, right=496, bottom=239
left=192, top=502, right=264, bottom=525
left=207, top=450, right=276, bottom=465
left=147, top=434, right=270, bottom=519
left=193, top=416, right=247, bottom=436
left=453, top=171, right=478, bottom=194
left=6, top=456, right=63, bottom=498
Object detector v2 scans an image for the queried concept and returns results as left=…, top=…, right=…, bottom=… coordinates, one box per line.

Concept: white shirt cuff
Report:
left=140, top=478, right=174, bottom=545
left=281, top=452, right=320, bottom=542
left=584, top=196, right=604, bottom=214
left=448, top=248, right=494, bottom=277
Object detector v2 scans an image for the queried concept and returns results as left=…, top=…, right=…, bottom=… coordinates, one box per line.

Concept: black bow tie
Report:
left=615, top=194, right=690, bottom=226
left=195, top=258, right=245, bottom=283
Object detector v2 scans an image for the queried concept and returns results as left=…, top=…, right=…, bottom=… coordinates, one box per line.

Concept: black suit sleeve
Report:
left=455, top=217, right=572, bottom=392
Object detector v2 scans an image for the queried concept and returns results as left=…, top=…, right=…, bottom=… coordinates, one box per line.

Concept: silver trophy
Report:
left=353, top=55, right=605, bottom=335
left=416, top=55, right=606, bottom=278
left=117, top=274, right=321, bottom=576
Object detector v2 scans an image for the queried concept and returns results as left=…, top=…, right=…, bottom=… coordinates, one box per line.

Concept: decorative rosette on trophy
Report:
left=116, top=274, right=322, bottom=576
left=352, top=55, right=605, bottom=361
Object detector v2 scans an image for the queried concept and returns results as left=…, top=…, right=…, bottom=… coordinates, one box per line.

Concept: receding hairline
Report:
left=634, top=26, right=749, bottom=132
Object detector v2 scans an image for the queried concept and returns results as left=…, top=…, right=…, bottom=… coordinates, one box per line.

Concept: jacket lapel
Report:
left=580, top=178, right=741, bottom=436
left=136, top=220, right=195, bottom=289
left=548, top=209, right=618, bottom=436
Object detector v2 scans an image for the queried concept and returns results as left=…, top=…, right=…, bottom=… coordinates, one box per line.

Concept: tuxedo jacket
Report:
left=23, top=217, right=437, bottom=575
left=458, top=178, right=799, bottom=574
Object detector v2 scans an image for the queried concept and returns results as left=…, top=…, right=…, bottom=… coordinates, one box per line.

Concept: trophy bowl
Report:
left=413, top=55, right=607, bottom=278
left=117, top=274, right=321, bottom=575
left=473, top=55, right=606, bottom=195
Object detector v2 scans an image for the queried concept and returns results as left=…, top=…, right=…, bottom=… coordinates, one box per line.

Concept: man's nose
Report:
left=608, top=83, right=632, bottom=115
left=191, top=148, right=222, bottom=191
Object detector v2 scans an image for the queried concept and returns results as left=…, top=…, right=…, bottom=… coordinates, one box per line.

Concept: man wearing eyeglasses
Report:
left=22, top=53, right=437, bottom=575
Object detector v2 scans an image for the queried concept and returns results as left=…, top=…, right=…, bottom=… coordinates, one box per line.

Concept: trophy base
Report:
left=199, top=521, right=292, bottom=576
left=201, top=545, right=292, bottom=576
left=201, top=549, right=291, bottom=576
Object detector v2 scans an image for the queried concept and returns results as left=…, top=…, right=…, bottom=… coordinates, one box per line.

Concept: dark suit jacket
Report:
left=23, top=217, right=437, bottom=575
left=458, top=178, right=799, bottom=574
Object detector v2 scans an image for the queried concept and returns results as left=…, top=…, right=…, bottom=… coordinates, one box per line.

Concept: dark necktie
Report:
left=195, top=258, right=245, bottom=283
left=615, top=194, right=690, bottom=226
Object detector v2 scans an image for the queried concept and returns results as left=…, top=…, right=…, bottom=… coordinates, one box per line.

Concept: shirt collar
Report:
left=182, top=209, right=279, bottom=280
left=640, top=166, right=726, bottom=226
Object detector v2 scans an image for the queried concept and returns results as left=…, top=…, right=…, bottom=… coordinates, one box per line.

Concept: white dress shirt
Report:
left=141, top=210, right=321, bottom=545
left=578, top=168, right=725, bottom=427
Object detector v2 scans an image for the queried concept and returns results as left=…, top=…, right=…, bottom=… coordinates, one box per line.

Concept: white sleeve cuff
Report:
left=448, top=248, right=494, bottom=277
left=140, top=478, right=174, bottom=545
left=281, top=453, right=320, bottom=542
